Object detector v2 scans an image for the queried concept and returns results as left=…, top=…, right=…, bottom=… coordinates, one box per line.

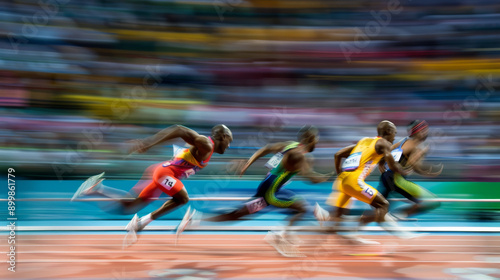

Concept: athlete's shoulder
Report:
left=374, top=137, right=391, bottom=153
left=355, top=136, right=375, bottom=146
left=375, top=137, right=390, bottom=146
left=401, top=138, right=418, bottom=154
left=194, top=135, right=213, bottom=152
left=282, top=141, right=300, bottom=150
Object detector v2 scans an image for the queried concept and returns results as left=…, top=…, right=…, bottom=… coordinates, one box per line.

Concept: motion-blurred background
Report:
left=0, top=0, right=499, bottom=202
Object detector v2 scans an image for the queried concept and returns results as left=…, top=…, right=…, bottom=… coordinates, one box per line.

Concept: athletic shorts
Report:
left=327, top=171, right=379, bottom=208
left=137, top=164, right=185, bottom=199
left=251, top=173, right=299, bottom=209
left=378, top=170, right=436, bottom=203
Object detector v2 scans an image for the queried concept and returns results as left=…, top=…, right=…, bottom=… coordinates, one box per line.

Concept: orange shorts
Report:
left=137, top=164, right=185, bottom=199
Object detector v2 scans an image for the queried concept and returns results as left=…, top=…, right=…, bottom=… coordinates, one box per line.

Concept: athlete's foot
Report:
left=264, top=231, right=306, bottom=258
left=71, top=172, right=105, bottom=201
left=175, top=206, right=196, bottom=244
left=343, top=234, right=380, bottom=245
left=278, top=231, right=302, bottom=245
left=313, top=203, right=330, bottom=226
left=190, top=210, right=203, bottom=228
left=123, top=214, right=139, bottom=248
left=388, top=212, right=417, bottom=222
left=399, top=231, right=428, bottom=240
left=136, top=220, right=147, bottom=232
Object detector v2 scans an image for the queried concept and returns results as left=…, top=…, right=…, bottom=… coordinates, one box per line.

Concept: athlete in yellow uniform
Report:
left=315, top=121, right=410, bottom=236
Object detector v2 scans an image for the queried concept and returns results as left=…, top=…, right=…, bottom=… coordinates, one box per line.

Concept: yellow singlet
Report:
left=327, top=137, right=384, bottom=208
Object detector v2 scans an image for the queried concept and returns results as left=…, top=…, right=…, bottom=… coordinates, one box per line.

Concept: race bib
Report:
left=161, top=176, right=177, bottom=190
left=342, top=152, right=361, bottom=171
left=245, top=197, right=268, bottom=214
left=362, top=185, right=376, bottom=200
left=391, top=148, right=403, bottom=162
left=265, top=152, right=283, bottom=169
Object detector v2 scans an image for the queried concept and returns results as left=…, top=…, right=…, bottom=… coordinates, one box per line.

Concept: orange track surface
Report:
left=1, top=234, right=499, bottom=279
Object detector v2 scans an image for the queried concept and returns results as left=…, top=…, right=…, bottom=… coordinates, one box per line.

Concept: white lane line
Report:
left=5, top=250, right=500, bottom=255
left=5, top=237, right=500, bottom=242
left=3, top=244, right=500, bottom=248
left=12, top=259, right=500, bottom=264
left=2, top=225, right=500, bottom=232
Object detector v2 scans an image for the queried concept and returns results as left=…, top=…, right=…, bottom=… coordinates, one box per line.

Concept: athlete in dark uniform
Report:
left=378, top=120, right=443, bottom=219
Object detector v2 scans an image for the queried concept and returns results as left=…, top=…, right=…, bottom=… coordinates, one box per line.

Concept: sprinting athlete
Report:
left=177, top=125, right=333, bottom=256
left=315, top=120, right=415, bottom=242
left=378, top=120, right=443, bottom=219
left=72, top=124, right=232, bottom=245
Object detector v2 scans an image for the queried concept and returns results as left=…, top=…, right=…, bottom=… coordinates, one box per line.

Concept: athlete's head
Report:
left=408, top=120, right=429, bottom=141
left=377, top=120, right=397, bottom=143
left=298, top=125, right=319, bottom=152
left=211, top=124, right=233, bottom=154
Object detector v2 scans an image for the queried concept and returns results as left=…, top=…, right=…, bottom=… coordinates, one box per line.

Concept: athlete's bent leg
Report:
left=358, top=193, right=389, bottom=226
left=287, top=199, right=308, bottom=227
left=91, top=186, right=149, bottom=215
left=404, top=199, right=440, bottom=217
left=151, top=187, right=189, bottom=220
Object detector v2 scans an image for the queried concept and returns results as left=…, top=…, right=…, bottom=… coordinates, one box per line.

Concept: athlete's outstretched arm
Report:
left=239, top=142, right=289, bottom=175
left=406, top=145, right=429, bottom=167
left=129, top=125, right=211, bottom=154
left=334, top=144, right=356, bottom=175
left=413, top=161, right=443, bottom=177
left=377, top=139, right=410, bottom=176
left=299, top=157, right=335, bottom=183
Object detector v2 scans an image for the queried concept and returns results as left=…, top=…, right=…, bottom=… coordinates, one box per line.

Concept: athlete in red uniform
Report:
left=72, top=124, right=232, bottom=244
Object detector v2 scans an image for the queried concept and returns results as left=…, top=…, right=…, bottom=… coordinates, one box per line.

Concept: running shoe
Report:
left=123, top=214, right=139, bottom=249
left=71, top=172, right=105, bottom=201
left=343, top=234, right=380, bottom=245
left=313, top=202, right=330, bottom=226
left=175, top=206, right=197, bottom=244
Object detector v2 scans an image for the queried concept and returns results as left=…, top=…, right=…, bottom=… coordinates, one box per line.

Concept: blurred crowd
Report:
left=0, top=0, right=499, bottom=180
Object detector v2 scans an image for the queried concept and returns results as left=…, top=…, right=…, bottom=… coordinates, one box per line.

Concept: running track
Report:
left=2, top=233, right=500, bottom=279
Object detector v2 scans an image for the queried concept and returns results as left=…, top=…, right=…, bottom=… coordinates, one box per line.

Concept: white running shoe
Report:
left=125, top=213, right=139, bottom=232
left=399, top=232, right=428, bottom=240
left=265, top=231, right=306, bottom=258
left=343, top=234, right=380, bottom=245
left=175, top=206, right=196, bottom=244
left=277, top=231, right=303, bottom=245
left=123, top=214, right=139, bottom=249
left=313, top=202, right=330, bottom=226
left=71, top=172, right=105, bottom=201
left=189, top=210, right=203, bottom=228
